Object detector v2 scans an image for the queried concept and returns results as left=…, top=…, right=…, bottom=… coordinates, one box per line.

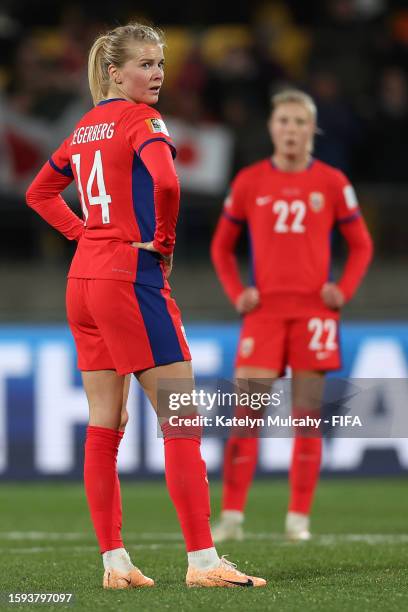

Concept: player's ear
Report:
left=108, top=64, right=122, bottom=85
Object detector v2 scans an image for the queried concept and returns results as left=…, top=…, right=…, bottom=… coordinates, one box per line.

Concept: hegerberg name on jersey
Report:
left=71, top=122, right=115, bottom=145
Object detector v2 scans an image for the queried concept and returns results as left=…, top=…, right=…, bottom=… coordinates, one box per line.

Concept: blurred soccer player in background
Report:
left=211, top=89, right=373, bottom=542
left=26, top=23, right=265, bottom=589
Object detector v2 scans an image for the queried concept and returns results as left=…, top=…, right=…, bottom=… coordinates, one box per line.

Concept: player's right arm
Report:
left=26, top=138, right=84, bottom=241
left=210, top=173, right=258, bottom=313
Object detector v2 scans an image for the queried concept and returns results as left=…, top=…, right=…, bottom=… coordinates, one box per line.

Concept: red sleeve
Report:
left=210, top=173, right=249, bottom=304
left=328, top=169, right=373, bottom=300
left=222, top=170, right=248, bottom=223
left=122, top=105, right=176, bottom=158
left=210, top=216, right=246, bottom=304
left=139, top=140, right=179, bottom=256
left=337, top=215, right=373, bottom=301
left=49, top=137, right=75, bottom=180
left=332, top=169, right=361, bottom=223
left=26, top=138, right=84, bottom=241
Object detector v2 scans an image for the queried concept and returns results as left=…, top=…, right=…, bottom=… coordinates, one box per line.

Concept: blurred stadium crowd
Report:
left=0, top=0, right=407, bottom=320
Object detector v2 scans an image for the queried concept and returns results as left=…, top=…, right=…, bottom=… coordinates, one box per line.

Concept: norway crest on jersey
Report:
left=240, top=337, right=254, bottom=358
left=309, top=192, right=325, bottom=212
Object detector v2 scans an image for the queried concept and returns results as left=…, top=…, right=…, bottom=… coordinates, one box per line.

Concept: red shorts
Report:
left=235, top=310, right=341, bottom=372
left=66, top=278, right=191, bottom=375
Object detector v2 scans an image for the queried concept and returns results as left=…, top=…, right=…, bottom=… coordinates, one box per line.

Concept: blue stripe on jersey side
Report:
left=223, top=211, right=246, bottom=225
left=97, top=98, right=127, bottom=106
left=247, top=226, right=257, bottom=287
left=138, top=137, right=177, bottom=159
left=134, top=284, right=184, bottom=366
left=132, top=153, right=155, bottom=241
left=337, top=211, right=361, bottom=225
left=131, top=153, right=164, bottom=288
left=48, top=157, right=74, bottom=178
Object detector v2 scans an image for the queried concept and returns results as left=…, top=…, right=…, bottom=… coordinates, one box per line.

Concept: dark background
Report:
left=0, top=0, right=407, bottom=320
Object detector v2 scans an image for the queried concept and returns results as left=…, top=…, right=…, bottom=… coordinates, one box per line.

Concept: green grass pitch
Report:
left=0, top=478, right=407, bottom=611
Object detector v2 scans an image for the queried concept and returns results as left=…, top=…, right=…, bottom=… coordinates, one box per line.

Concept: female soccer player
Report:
left=211, top=89, right=373, bottom=542
left=26, top=23, right=265, bottom=589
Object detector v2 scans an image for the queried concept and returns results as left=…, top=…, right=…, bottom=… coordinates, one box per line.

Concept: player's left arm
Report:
left=325, top=173, right=373, bottom=306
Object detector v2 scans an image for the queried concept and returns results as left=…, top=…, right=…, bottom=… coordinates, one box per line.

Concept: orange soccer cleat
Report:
left=186, top=556, right=266, bottom=588
left=103, top=566, right=154, bottom=589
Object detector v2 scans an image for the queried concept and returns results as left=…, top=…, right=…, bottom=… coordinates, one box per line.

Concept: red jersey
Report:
left=27, top=98, right=178, bottom=288
left=211, top=158, right=373, bottom=314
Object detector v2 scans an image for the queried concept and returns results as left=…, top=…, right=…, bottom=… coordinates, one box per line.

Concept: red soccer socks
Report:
left=221, top=433, right=322, bottom=515
left=84, top=425, right=124, bottom=553
left=163, top=437, right=214, bottom=552
left=222, top=436, right=259, bottom=512
left=289, top=435, right=322, bottom=514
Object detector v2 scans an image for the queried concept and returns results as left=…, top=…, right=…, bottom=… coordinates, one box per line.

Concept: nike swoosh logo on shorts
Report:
left=255, top=196, right=272, bottom=206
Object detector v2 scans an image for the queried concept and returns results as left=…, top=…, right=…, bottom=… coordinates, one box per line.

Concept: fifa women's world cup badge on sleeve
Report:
left=145, top=118, right=170, bottom=136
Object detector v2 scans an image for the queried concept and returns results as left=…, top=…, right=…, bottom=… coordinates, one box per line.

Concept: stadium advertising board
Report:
left=1, top=323, right=408, bottom=479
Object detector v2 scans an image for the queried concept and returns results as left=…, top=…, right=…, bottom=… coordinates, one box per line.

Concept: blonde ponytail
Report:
left=88, top=36, right=110, bottom=105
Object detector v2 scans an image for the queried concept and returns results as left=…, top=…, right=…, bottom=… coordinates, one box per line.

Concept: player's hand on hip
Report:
left=161, top=253, right=173, bottom=279
left=131, top=240, right=156, bottom=252
left=131, top=241, right=173, bottom=279
left=235, top=287, right=260, bottom=314
left=320, top=282, right=345, bottom=310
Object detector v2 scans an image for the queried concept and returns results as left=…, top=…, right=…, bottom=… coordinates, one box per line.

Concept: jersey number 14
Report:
left=72, top=150, right=111, bottom=224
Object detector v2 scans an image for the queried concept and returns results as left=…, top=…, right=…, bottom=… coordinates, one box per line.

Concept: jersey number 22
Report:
left=273, top=200, right=306, bottom=233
